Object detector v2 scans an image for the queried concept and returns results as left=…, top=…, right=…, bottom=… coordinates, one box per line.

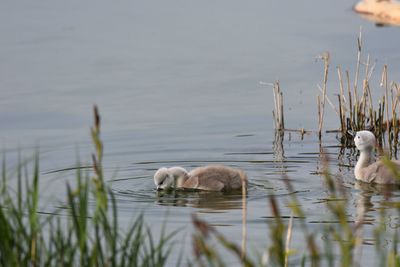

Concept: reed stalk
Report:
left=272, top=81, right=285, bottom=131
left=241, top=179, right=247, bottom=260
left=337, top=66, right=346, bottom=134
left=284, top=214, right=293, bottom=267
left=317, top=52, right=330, bottom=139
left=325, top=33, right=400, bottom=150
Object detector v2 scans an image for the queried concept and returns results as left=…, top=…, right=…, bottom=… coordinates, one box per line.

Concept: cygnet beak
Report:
left=156, top=186, right=162, bottom=191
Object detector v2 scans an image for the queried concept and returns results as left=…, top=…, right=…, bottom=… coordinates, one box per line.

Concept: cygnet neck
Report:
left=175, top=175, right=188, bottom=187
left=169, top=167, right=189, bottom=187
left=356, top=147, right=374, bottom=170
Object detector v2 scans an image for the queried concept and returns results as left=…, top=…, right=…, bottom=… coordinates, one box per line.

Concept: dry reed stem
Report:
left=317, top=95, right=321, bottom=133
left=337, top=67, right=346, bottom=133
left=272, top=81, right=285, bottom=131
left=354, top=30, right=362, bottom=104
left=332, top=33, right=400, bottom=149
left=268, top=32, right=400, bottom=147
left=317, top=52, right=330, bottom=138
left=318, top=84, right=338, bottom=115
left=382, top=65, right=390, bottom=132
left=241, top=179, right=247, bottom=260
left=284, top=213, right=293, bottom=267
left=346, top=70, right=353, bottom=127
left=354, top=193, right=366, bottom=267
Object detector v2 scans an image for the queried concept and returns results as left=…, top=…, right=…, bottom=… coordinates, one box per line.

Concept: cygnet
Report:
left=354, top=130, right=400, bottom=184
left=154, top=165, right=248, bottom=191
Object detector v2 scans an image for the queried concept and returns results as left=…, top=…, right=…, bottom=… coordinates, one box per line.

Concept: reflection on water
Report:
left=273, top=130, right=285, bottom=162
left=351, top=180, right=400, bottom=255
left=155, top=190, right=244, bottom=211
left=354, top=181, right=400, bottom=222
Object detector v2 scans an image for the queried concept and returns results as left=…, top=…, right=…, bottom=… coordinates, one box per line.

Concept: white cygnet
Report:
left=354, top=130, right=400, bottom=184
left=154, top=165, right=248, bottom=191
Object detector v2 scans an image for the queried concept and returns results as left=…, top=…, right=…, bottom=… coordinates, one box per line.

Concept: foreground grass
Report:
left=2, top=104, right=400, bottom=266
left=0, top=162, right=175, bottom=267
left=0, top=106, right=176, bottom=267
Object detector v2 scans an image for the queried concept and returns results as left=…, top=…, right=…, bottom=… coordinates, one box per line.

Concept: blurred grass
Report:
left=0, top=106, right=176, bottom=267
left=192, top=153, right=400, bottom=267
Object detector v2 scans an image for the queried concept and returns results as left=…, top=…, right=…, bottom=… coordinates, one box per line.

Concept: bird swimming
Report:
left=154, top=165, right=248, bottom=191
left=354, top=130, right=400, bottom=184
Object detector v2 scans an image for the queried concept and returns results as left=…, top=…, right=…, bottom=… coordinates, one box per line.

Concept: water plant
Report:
left=334, top=32, right=400, bottom=150
left=0, top=106, right=176, bottom=267
left=272, top=81, right=285, bottom=132
left=270, top=32, right=400, bottom=151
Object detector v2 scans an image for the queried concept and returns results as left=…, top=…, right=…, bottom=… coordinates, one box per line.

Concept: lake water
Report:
left=1, top=0, right=400, bottom=265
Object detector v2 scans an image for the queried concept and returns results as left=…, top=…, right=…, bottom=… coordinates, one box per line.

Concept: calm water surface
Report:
left=1, top=1, right=400, bottom=265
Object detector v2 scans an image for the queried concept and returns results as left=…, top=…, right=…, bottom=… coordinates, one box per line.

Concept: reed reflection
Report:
left=155, top=190, right=244, bottom=211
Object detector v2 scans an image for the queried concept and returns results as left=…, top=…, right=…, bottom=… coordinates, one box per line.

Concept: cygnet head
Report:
left=354, top=130, right=376, bottom=151
left=153, top=167, right=189, bottom=190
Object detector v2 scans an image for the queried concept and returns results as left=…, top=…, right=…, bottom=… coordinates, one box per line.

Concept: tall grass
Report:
left=0, top=106, right=176, bottom=267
